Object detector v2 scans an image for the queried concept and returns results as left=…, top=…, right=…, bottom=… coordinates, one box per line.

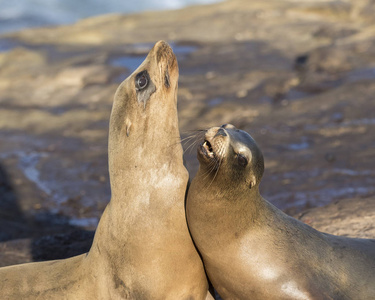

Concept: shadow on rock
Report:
left=31, top=229, right=94, bottom=262
left=0, top=163, right=30, bottom=241
left=0, top=161, right=94, bottom=267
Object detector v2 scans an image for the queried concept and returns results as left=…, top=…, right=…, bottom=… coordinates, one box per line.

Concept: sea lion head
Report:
left=108, top=41, right=181, bottom=179
left=197, top=124, right=264, bottom=191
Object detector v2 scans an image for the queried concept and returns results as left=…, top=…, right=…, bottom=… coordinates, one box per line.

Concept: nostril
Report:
left=215, top=128, right=227, bottom=137
left=164, top=69, right=170, bottom=88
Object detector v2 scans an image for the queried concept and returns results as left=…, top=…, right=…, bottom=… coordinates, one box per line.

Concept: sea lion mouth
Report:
left=199, top=140, right=215, bottom=159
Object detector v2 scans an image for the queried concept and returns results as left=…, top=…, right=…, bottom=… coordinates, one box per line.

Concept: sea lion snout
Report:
left=154, top=40, right=174, bottom=62
left=198, top=127, right=229, bottom=163
left=153, top=40, right=178, bottom=77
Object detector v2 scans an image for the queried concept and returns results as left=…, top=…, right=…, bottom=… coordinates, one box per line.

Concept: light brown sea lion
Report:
left=0, top=41, right=210, bottom=299
left=186, top=124, right=375, bottom=300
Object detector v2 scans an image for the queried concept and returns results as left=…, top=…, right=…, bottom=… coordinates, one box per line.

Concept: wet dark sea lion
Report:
left=186, top=124, right=375, bottom=300
left=0, top=41, right=210, bottom=299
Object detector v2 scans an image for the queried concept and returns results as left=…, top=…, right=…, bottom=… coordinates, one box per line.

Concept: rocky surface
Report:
left=296, top=197, right=375, bottom=239
left=0, top=0, right=374, bottom=267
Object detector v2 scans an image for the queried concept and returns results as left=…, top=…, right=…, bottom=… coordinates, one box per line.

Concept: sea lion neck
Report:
left=192, top=169, right=262, bottom=207
left=187, top=175, right=264, bottom=257
left=107, top=41, right=184, bottom=189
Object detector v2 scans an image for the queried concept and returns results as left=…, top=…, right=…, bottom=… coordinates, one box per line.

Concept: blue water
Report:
left=0, top=0, right=221, bottom=34
left=110, top=42, right=198, bottom=81
left=110, top=43, right=197, bottom=69
left=0, top=38, right=21, bottom=51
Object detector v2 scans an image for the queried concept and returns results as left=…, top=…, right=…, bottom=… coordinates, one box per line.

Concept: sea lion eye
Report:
left=138, top=76, right=147, bottom=88
left=237, top=154, right=248, bottom=167
left=135, top=71, right=149, bottom=90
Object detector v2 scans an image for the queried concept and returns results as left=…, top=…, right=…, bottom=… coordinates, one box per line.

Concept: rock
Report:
left=295, top=197, right=375, bottom=239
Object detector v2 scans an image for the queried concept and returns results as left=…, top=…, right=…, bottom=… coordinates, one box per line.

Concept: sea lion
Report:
left=186, top=124, right=375, bottom=300
left=0, top=41, right=210, bottom=299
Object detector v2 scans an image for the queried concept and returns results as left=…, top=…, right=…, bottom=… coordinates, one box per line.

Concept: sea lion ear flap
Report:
left=125, top=118, right=132, bottom=137
left=248, top=175, right=256, bottom=189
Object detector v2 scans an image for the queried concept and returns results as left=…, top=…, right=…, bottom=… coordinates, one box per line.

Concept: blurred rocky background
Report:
left=0, top=0, right=374, bottom=267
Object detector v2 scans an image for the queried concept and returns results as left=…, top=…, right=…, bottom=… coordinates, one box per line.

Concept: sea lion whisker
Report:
left=169, top=133, right=199, bottom=148
left=185, top=129, right=206, bottom=138
left=168, top=135, right=201, bottom=158
left=201, top=170, right=214, bottom=182
left=200, top=161, right=216, bottom=179
left=184, top=139, right=203, bottom=155
left=201, top=158, right=220, bottom=183
left=201, top=169, right=219, bottom=190
left=169, top=139, right=189, bottom=148
left=180, top=130, right=205, bottom=143
left=180, top=132, right=206, bottom=155
left=180, top=135, right=200, bottom=144
left=206, top=157, right=222, bottom=189
left=180, top=129, right=208, bottom=134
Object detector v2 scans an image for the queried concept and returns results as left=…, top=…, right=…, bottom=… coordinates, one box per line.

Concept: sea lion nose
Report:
left=215, top=128, right=227, bottom=138
left=221, top=124, right=236, bottom=130
left=154, top=40, right=175, bottom=64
